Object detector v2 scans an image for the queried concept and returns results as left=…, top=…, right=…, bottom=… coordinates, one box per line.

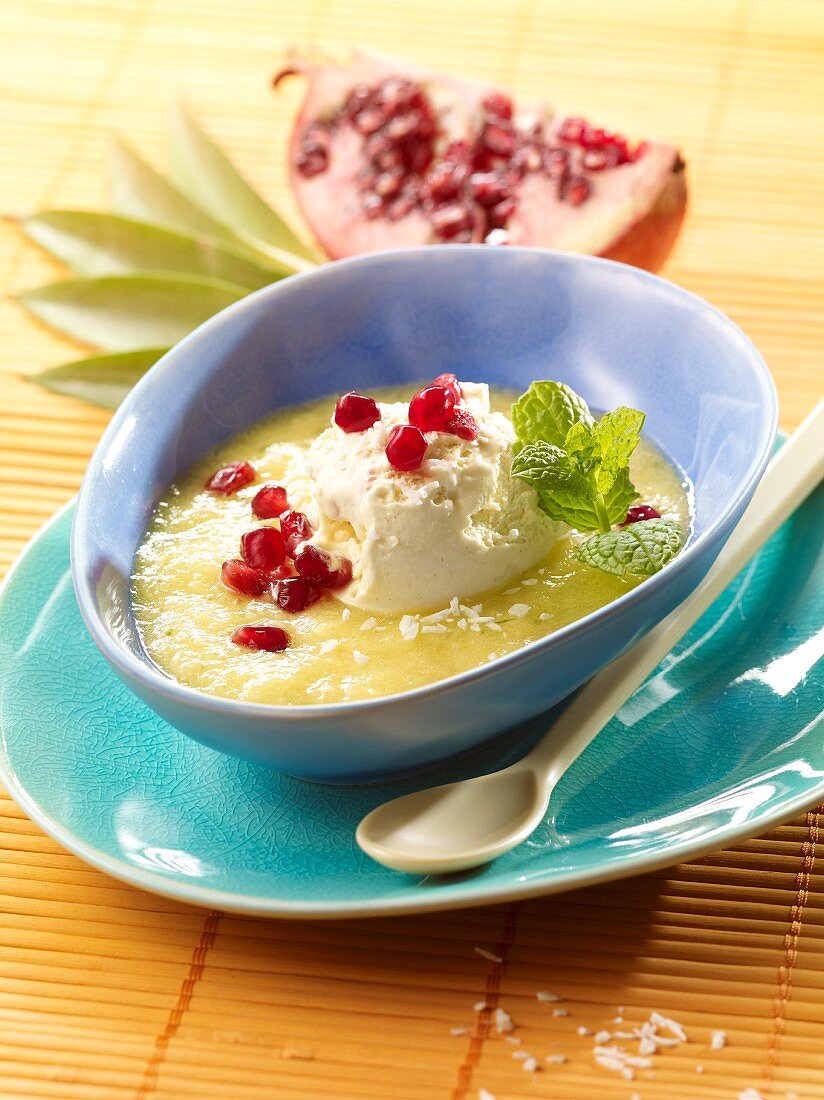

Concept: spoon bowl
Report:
left=357, top=765, right=546, bottom=874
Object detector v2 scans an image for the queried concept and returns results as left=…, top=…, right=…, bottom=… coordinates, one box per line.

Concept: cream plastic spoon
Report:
left=356, top=399, right=824, bottom=875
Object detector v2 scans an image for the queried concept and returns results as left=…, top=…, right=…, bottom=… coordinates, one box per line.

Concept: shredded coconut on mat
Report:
left=449, top=1027, right=468, bottom=1037
left=536, top=990, right=561, bottom=1002
left=739, top=1090, right=765, bottom=1100
left=474, top=946, right=503, bottom=963
left=494, top=1007, right=514, bottom=1033
left=710, top=1029, right=727, bottom=1050
left=478, top=1089, right=496, bottom=1100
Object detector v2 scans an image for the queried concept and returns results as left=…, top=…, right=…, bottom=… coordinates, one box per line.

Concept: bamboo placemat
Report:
left=1, top=1, right=822, bottom=1097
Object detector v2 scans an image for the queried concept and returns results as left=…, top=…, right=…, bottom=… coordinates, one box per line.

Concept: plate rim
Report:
left=1, top=495, right=822, bottom=920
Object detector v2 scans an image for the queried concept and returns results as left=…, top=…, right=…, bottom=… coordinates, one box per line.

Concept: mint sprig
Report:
left=577, top=518, right=684, bottom=576
left=511, top=381, right=684, bottom=577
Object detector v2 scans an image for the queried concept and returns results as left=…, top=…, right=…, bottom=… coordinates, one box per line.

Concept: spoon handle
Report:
left=528, top=397, right=824, bottom=781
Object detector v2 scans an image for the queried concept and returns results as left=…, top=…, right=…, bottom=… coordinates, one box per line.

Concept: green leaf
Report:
left=564, top=420, right=600, bottom=469
left=16, top=273, right=246, bottom=350
left=577, top=519, right=684, bottom=576
left=21, top=211, right=280, bottom=291
left=109, top=139, right=298, bottom=277
left=29, top=348, right=168, bottom=409
left=511, top=380, right=593, bottom=451
left=169, top=104, right=321, bottom=266
left=512, top=441, right=639, bottom=531
left=601, top=466, right=641, bottom=526
left=593, top=406, right=645, bottom=493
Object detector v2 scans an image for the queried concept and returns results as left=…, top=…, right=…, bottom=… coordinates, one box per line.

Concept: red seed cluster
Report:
left=294, top=77, right=645, bottom=240
left=329, top=373, right=479, bottom=473
left=203, top=455, right=355, bottom=651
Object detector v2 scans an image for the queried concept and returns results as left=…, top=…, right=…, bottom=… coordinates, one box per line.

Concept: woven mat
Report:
left=1, top=1, right=823, bottom=1097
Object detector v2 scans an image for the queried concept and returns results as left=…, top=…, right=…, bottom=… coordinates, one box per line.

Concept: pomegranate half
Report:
left=277, top=51, right=687, bottom=271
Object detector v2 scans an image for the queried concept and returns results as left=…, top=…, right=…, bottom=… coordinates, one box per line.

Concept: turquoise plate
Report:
left=1, top=487, right=822, bottom=918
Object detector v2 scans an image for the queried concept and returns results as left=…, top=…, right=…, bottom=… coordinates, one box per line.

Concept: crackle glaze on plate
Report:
left=0, top=486, right=822, bottom=918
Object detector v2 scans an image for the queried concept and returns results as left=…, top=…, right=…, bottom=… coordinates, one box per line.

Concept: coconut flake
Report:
left=512, top=1050, right=529, bottom=1061
left=536, top=990, right=561, bottom=1002
left=450, top=1026, right=469, bottom=1037
left=594, top=1030, right=612, bottom=1044
left=546, top=1054, right=566, bottom=1064
left=319, top=639, right=339, bottom=654
left=341, top=608, right=350, bottom=621
left=577, top=1026, right=589, bottom=1037
left=504, top=1035, right=522, bottom=1046
left=522, top=578, right=539, bottom=586
left=650, top=1011, right=687, bottom=1042
left=710, top=1029, right=727, bottom=1050
left=421, top=623, right=448, bottom=634
left=359, top=616, right=378, bottom=631
left=352, top=650, right=369, bottom=665
left=399, top=614, right=420, bottom=641
left=739, top=1090, right=765, bottom=1100
left=552, top=1008, right=568, bottom=1018
left=474, top=947, right=503, bottom=963
left=478, top=1089, right=497, bottom=1100
left=522, top=1056, right=538, bottom=1072
left=539, top=612, right=552, bottom=621
left=473, top=1001, right=488, bottom=1012
left=508, top=603, right=530, bottom=618
left=494, top=1007, right=514, bottom=1034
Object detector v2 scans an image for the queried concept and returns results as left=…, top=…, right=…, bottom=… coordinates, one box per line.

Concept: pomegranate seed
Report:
left=469, top=171, right=512, bottom=208
left=582, top=147, right=620, bottom=172
left=620, top=504, right=662, bottom=526
left=580, top=125, right=615, bottom=150
left=294, top=545, right=353, bottom=589
left=205, top=461, right=256, bottom=495
left=544, top=147, right=570, bottom=178
left=557, top=116, right=587, bottom=145
left=406, top=140, right=433, bottom=175
left=362, top=194, right=384, bottom=219
left=384, top=111, right=422, bottom=141
left=423, top=161, right=468, bottom=203
left=252, top=484, right=289, bottom=519
left=274, top=576, right=322, bottom=613
left=335, top=391, right=381, bottom=433
left=374, top=169, right=403, bottom=199
left=488, top=196, right=518, bottom=228
left=483, top=92, right=514, bottom=121
left=444, top=407, right=479, bottom=441
left=366, top=133, right=404, bottom=171
left=563, top=174, right=591, bottom=207
left=280, top=510, right=313, bottom=556
left=271, top=562, right=295, bottom=580
left=377, top=77, right=418, bottom=112
left=408, top=384, right=456, bottom=432
left=387, top=195, right=415, bottom=220
left=221, top=559, right=269, bottom=597
left=433, top=373, right=462, bottom=402
left=512, top=144, right=543, bottom=173
left=480, top=121, right=516, bottom=158
left=231, top=624, right=290, bottom=652
left=353, top=106, right=387, bottom=134
left=344, top=84, right=373, bottom=118
left=429, top=204, right=474, bottom=240
left=385, top=423, right=428, bottom=471
left=295, top=142, right=329, bottom=178
left=240, top=527, right=286, bottom=572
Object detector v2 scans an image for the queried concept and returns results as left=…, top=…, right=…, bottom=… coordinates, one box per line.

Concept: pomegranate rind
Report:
left=280, top=51, right=686, bottom=271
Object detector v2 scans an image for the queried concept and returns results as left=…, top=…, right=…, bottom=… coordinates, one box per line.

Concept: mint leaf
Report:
left=577, top=519, right=683, bottom=576
left=511, top=442, right=596, bottom=527
left=592, top=406, right=645, bottom=493
left=511, top=381, right=593, bottom=451
left=512, top=443, right=638, bottom=531
left=564, top=420, right=600, bottom=469
left=601, top=467, right=641, bottom=526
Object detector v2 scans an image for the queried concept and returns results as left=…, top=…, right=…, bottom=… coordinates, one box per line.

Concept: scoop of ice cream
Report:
left=300, top=382, right=562, bottom=613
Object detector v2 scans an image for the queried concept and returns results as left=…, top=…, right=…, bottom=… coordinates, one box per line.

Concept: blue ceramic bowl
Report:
left=72, top=247, right=776, bottom=783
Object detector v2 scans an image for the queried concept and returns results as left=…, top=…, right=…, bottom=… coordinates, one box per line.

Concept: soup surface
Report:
left=132, top=387, right=691, bottom=704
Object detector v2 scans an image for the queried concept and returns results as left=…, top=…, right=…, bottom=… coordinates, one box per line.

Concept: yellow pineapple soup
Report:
left=132, top=387, right=691, bottom=704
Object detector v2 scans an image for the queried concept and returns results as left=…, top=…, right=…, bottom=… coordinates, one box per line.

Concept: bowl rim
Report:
left=71, top=245, right=779, bottom=720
